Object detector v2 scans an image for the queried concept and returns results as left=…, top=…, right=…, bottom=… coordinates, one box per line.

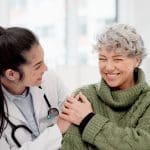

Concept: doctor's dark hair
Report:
left=0, top=26, right=39, bottom=137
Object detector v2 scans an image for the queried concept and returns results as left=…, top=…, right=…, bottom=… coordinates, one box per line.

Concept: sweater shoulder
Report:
left=73, top=83, right=101, bottom=106
left=74, top=83, right=99, bottom=95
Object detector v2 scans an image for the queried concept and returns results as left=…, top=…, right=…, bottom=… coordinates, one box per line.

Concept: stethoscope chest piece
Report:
left=47, top=107, right=59, bottom=120
left=6, top=86, right=60, bottom=147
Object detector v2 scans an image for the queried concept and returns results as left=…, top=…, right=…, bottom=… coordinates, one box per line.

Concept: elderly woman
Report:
left=60, top=24, right=150, bottom=150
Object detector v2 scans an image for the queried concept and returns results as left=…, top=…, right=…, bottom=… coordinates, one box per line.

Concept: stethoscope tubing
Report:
left=4, top=86, right=59, bottom=147
left=11, top=125, right=32, bottom=147
left=5, top=116, right=32, bottom=147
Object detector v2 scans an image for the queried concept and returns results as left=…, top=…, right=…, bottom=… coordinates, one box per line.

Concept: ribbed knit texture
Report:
left=61, top=68, right=150, bottom=150
left=79, top=112, right=95, bottom=133
left=97, top=69, right=146, bottom=109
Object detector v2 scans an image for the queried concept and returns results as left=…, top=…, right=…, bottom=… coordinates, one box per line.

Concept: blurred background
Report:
left=0, top=0, right=150, bottom=90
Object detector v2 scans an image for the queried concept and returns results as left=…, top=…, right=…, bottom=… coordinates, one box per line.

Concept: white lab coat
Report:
left=0, top=70, right=70, bottom=150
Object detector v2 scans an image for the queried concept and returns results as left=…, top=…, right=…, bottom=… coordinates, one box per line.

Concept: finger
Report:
left=71, top=92, right=77, bottom=97
left=75, top=94, right=80, bottom=100
left=59, top=113, right=71, bottom=122
left=79, top=92, right=88, bottom=103
left=65, top=98, right=72, bottom=104
left=66, top=96, right=74, bottom=100
left=66, top=96, right=71, bottom=100
left=62, top=107, right=70, bottom=114
left=64, top=101, right=72, bottom=109
left=67, top=97, right=76, bottom=103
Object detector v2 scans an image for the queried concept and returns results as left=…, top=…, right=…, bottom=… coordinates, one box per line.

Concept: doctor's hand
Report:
left=60, top=92, right=93, bottom=125
left=57, top=117, right=71, bottom=134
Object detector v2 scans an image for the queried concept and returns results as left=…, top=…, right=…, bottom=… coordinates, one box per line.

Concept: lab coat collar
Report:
left=5, top=86, right=44, bottom=125
left=30, top=86, right=44, bottom=126
left=5, top=98, right=28, bottom=124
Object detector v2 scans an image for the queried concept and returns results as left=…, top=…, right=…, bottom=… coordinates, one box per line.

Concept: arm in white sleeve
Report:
left=1, top=124, right=62, bottom=150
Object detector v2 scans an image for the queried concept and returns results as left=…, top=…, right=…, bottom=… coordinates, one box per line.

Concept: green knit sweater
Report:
left=61, top=68, right=150, bottom=150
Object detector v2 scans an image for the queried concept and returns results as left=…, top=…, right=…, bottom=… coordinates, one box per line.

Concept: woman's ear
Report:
left=135, top=57, right=141, bottom=68
left=4, top=69, right=20, bottom=81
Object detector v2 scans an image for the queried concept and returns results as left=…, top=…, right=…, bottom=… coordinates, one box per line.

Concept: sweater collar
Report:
left=95, top=68, right=149, bottom=109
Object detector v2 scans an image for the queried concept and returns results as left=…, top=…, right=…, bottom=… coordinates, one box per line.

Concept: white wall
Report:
left=0, top=0, right=9, bottom=26
left=54, top=65, right=100, bottom=91
left=118, top=0, right=150, bottom=84
left=119, top=0, right=150, bottom=54
left=1, top=0, right=150, bottom=91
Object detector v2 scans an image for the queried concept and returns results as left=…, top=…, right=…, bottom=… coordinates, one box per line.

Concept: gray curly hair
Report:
left=94, top=24, right=147, bottom=62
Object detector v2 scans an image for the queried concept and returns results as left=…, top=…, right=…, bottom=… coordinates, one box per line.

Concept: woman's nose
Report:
left=105, top=61, right=115, bottom=72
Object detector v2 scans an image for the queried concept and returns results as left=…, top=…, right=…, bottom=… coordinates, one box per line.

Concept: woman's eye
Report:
left=114, top=59, right=123, bottom=61
left=99, top=58, right=106, bottom=61
left=114, top=59, right=123, bottom=63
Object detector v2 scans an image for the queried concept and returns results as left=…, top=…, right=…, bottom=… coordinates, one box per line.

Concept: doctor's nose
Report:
left=44, top=64, right=48, bottom=71
left=42, top=63, right=48, bottom=72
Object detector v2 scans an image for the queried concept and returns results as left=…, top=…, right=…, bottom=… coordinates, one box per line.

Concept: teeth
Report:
left=107, top=73, right=117, bottom=76
left=106, top=73, right=119, bottom=78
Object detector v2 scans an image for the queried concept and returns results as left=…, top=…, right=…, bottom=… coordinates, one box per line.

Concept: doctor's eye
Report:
left=34, top=65, right=41, bottom=70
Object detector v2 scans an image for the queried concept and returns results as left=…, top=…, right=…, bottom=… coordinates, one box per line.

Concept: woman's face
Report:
left=20, top=44, right=48, bottom=87
left=98, top=47, right=140, bottom=90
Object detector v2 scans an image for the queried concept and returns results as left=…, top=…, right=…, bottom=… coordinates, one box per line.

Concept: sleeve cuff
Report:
left=79, top=112, right=95, bottom=134
left=82, top=114, right=109, bottom=144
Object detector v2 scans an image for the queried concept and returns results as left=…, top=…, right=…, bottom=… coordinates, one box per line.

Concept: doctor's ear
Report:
left=4, top=69, right=20, bottom=81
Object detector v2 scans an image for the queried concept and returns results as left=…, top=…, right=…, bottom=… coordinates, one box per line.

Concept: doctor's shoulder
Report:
left=41, top=69, right=65, bottom=88
left=41, top=70, right=60, bottom=89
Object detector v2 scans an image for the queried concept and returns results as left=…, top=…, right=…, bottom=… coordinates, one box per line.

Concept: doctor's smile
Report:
left=0, top=26, right=70, bottom=150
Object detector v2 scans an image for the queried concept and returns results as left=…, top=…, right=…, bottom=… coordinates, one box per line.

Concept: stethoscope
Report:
left=5, top=86, right=59, bottom=147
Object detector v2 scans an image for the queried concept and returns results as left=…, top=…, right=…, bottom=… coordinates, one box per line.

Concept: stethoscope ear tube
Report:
left=11, top=125, right=32, bottom=147
left=5, top=116, right=33, bottom=147
left=4, top=116, right=21, bottom=147
left=4, top=86, right=59, bottom=147
left=11, top=126, right=21, bottom=147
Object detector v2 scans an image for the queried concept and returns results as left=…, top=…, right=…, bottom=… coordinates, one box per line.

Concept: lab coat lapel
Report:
left=30, top=87, right=44, bottom=126
left=6, top=99, right=27, bottom=124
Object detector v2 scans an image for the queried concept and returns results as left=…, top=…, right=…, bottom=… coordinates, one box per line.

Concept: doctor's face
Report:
left=20, top=44, right=48, bottom=87
left=98, top=47, right=140, bottom=90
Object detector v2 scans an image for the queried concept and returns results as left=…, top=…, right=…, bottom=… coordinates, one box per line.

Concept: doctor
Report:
left=0, top=26, right=70, bottom=150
